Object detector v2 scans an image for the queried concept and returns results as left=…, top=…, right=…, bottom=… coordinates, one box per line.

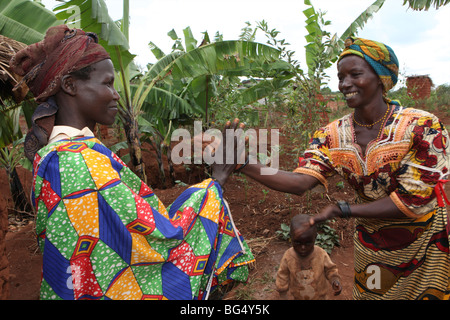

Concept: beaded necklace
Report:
left=353, top=103, right=391, bottom=143
left=352, top=102, right=390, bottom=129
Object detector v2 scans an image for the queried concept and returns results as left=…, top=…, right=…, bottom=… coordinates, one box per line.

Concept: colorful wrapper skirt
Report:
left=31, top=137, right=254, bottom=300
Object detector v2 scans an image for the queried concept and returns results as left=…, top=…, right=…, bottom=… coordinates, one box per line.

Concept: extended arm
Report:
left=240, top=162, right=320, bottom=196
left=310, top=196, right=405, bottom=227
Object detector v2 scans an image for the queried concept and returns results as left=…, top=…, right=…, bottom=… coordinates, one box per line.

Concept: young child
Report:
left=276, top=214, right=342, bottom=300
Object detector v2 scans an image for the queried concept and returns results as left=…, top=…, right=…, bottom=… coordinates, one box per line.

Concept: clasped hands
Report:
left=210, top=118, right=248, bottom=187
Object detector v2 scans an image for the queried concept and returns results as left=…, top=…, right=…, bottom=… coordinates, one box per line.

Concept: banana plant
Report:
left=0, top=139, right=33, bottom=215
left=137, top=39, right=288, bottom=121
left=133, top=27, right=291, bottom=187
left=0, top=99, right=33, bottom=214
left=304, top=0, right=386, bottom=77
left=0, top=0, right=61, bottom=45
left=403, top=0, right=450, bottom=10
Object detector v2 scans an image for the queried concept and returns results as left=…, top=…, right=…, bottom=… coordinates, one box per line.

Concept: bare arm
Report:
left=240, top=152, right=405, bottom=228
left=240, top=162, right=320, bottom=196
left=310, top=196, right=405, bottom=226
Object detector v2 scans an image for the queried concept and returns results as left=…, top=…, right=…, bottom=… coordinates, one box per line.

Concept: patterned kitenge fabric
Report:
left=32, top=136, right=254, bottom=300
left=339, top=37, right=399, bottom=95
left=295, top=105, right=450, bottom=300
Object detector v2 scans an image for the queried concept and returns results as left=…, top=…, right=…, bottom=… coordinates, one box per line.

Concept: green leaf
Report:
left=167, top=29, right=178, bottom=40
left=148, top=41, right=166, bottom=60
left=183, top=26, right=197, bottom=52
left=236, top=78, right=292, bottom=106
left=169, top=41, right=282, bottom=80
left=327, top=0, right=386, bottom=62
left=137, top=86, right=202, bottom=120
left=0, top=0, right=61, bottom=44
left=403, top=0, right=450, bottom=10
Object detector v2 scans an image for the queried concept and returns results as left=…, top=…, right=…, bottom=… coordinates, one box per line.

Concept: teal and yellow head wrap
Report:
left=338, top=37, right=399, bottom=94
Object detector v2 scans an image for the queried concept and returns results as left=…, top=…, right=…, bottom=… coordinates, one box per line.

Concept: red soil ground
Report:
left=2, top=109, right=450, bottom=300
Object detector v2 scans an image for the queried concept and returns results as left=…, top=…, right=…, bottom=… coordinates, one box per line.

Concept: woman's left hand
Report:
left=309, top=204, right=340, bottom=226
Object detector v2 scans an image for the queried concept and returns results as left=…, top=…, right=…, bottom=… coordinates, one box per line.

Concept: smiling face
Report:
left=72, top=59, right=120, bottom=129
left=337, top=55, right=384, bottom=109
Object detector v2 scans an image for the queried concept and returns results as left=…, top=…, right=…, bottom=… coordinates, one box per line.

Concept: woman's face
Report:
left=74, top=59, right=120, bottom=129
left=337, top=55, right=383, bottom=109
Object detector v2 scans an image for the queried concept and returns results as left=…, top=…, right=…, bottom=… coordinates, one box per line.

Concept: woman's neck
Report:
left=353, top=99, right=388, bottom=126
left=54, top=96, right=95, bottom=132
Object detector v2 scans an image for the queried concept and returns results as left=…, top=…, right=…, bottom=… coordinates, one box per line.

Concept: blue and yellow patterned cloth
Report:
left=32, top=136, right=254, bottom=300
left=339, top=37, right=399, bottom=94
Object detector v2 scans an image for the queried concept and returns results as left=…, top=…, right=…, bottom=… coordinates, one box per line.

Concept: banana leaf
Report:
left=403, top=0, right=450, bottom=10
left=132, top=84, right=203, bottom=120
left=235, top=78, right=292, bottom=106
left=135, top=40, right=286, bottom=115
left=303, top=0, right=386, bottom=76
left=0, top=0, right=61, bottom=44
left=335, top=0, right=386, bottom=57
left=169, top=40, right=283, bottom=80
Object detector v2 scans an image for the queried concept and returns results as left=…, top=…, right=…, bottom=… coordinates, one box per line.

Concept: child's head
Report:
left=290, top=214, right=316, bottom=257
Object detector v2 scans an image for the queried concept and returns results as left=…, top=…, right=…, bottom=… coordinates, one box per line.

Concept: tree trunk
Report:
left=123, top=115, right=147, bottom=184
left=147, top=138, right=166, bottom=189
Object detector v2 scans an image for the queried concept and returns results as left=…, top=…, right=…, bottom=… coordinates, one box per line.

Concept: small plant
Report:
left=236, top=174, right=249, bottom=201
left=316, top=222, right=340, bottom=254
left=336, top=181, right=345, bottom=189
left=259, top=189, right=270, bottom=204
left=276, top=223, right=291, bottom=241
left=174, top=180, right=188, bottom=187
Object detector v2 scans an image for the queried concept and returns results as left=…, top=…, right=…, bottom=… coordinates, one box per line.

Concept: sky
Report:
left=40, top=0, right=450, bottom=91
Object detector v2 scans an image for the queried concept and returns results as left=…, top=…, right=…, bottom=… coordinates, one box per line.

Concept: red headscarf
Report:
left=10, top=24, right=110, bottom=102
left=10, top=25, right=111, bottom=162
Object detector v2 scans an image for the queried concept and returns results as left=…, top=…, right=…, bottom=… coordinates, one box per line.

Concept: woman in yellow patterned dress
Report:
left=241, top=37, right=450, bottom=299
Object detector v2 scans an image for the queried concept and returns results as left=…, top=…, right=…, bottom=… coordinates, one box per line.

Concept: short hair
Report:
left=69, top=65, right=94, bottom=80
left=290, top=214, right=316, bottom=234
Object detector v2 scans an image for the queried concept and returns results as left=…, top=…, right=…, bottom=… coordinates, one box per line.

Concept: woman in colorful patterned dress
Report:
left=10, top=25, right=254, bottom=300
left=241, top=37, right=450, bottom=299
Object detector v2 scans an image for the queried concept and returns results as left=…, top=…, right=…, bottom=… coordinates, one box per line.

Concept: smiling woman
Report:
left=238, top=36, right=450, bottom=300
left=9, top=25, right=255, bottom=300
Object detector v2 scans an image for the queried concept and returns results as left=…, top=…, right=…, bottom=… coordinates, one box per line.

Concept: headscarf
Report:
left=338, top=37, right=399, bottom=94
left=10, top=25, right=110, bottom=162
